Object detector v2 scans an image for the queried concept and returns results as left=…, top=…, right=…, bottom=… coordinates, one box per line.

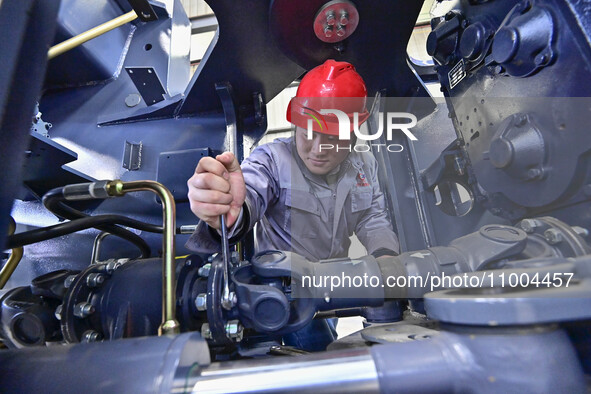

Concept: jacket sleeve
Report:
left=185, top=145, right=280, bottom=254
left=354, top=157, right=400, bottom=256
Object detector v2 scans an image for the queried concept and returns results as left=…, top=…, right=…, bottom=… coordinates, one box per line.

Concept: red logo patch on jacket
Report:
left=356, top=171, right=370, bottom=187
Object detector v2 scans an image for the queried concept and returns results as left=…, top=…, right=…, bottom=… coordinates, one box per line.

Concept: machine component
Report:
left=30, top=103, right=52, bottom=137
left=491, top=2, right=556, bottom=77
left=313, top=0, right=359, bottom=43
left=125, top=67, right=167, bottom=106
left=185, top=326, right=584, bottom=393
left=0, top=332, right=210, bottom=392
left=122, top=140, right=143, bottom=170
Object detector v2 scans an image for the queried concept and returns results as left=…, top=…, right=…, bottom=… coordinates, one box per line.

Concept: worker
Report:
left=186, top=59, right=399, bottom=350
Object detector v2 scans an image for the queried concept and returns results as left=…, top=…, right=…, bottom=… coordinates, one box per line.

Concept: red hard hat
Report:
left=287, top=59, right=369, bottom=135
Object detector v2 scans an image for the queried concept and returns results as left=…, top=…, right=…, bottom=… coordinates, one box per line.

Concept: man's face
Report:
left=294, top=126, right=352, bottom=175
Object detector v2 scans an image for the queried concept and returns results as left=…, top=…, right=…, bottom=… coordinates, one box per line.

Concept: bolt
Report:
left=534, top=53, right=548, bottom=66
left=225, top=320, right=244, bottom=342
left=207, top=255, right=215, bottom=263
left=198, top=263, right=211, bottom=277
left=527, top=168, right=542, bottom=180
left=520, top=219, right=540, bottom=234
left=64, top=275, right=76, bottom=289
left=544, top=228, right=563, bottom=245
left=195, top=293, right=207, bottom=311
left=86, top=273, right=105, bottom=288
left=494, top=65, right=504, bottom=75
left=336, top=25, right=346, bottom=37
left=55, top=305, right=63, bottom=321
left=515, top=114, right=528, bottom=126
left=326, top=11, right=336, bottom=26
left=572, top=226, right=589, bottom=238
left=339, top=10, right=349, bottom=25
left=82, top=330, right=101, bottom=343
left=324, top=25, right=334, bottom=38
left=105, top=260, right=122, bottom=274
left=74, top=302, right=95, bottom=318
left=201, top=323, right=212, bottom=339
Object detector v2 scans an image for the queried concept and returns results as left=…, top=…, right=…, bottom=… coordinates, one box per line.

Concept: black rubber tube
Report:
left=41, top=187, right=151, bottom=258
left=6, top=215, right=164, bottom=250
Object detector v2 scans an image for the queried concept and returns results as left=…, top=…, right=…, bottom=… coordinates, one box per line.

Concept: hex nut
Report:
left=195, top=293, right=207, bottom=311
left=86, top=273, right=105, bottom=288
left=544, top=228, right=563, bottom=245
left=74, top=302, right=95, bottom=318
left=520, top=219, right=540, bottom=234
left=82, top=330, right=101, bottom=343
left=201, top=323, right=212, bottom=339
left=198, top=263, right=211, bottom=277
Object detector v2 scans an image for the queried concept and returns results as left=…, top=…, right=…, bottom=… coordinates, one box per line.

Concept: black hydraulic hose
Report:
left=42, top=187, right=163, bottom=232
left=42, top=187, right=151, bottom=258
left=5, top=215, right=163, bottom=250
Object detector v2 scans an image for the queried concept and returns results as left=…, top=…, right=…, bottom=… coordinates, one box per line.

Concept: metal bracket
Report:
left=127, top=0, right=158, bottom=22
left=122, top=140, right=142, bottom=171
left=125, top=67, right=166, bottom=106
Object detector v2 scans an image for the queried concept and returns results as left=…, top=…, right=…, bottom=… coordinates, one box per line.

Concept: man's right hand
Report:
left=187, top=152, right=246, bottom=230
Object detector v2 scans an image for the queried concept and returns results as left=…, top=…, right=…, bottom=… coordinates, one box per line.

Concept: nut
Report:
left=336, top=25, right=346, bottom=37
left=73, top=302, right=95, bottom=318
left=195, top=293, right=207, bottom=311
left=520, top=219, right=540, bottom=234
left=55, top=305, right=63, bottom=321
left=198, top=263, right=211, bottom=277
left=64, top=275, right=77, bottom=289
left=201, top=323, right=212, bottom=339
left=324, top=25, right=334, bottom=38
left=86, top=273, right=105, bottom=288
left=225, top=320, right=243, bottom=342
left=82, top=330, right=101, bottom=343
left=544, top=228, right=563, bottom=245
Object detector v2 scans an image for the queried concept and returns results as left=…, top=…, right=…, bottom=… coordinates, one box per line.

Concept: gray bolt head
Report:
left=86, top=273, right=105, bottom=288
left=198, top=263, right=211, bottom=277
left=55, top=305, right=63, bottom=321
left=520, top=219, right=540, bottom=234
left=201, top=323, right=212, bottom=339
left=74, top=302, right=95, bottom=318
left=82, top=330, right=101, bottom=343
left=225, top=320, right=243, bottom=342
left=324, top=25, right=334, bottom=38
left=544, top=228, right=563, bottom=245
left=195, top=293, right=207, bottom=311
left=336, top=25, right=346, bottom=37
left=64, top=275, right=77, bottom=289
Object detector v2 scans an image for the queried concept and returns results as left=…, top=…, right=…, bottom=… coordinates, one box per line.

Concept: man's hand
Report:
left=187, top=152, right=246, bottom=230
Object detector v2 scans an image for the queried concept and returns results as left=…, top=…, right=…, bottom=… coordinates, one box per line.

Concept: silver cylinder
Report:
left=185, top=348, right=379, bottom=393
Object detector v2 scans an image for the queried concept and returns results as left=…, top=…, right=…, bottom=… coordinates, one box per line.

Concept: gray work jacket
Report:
left=186, top=137, right=399, bottom=261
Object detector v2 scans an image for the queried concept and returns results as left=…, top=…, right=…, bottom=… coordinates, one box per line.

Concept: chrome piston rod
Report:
left=179, top=348, right=379, bottom=393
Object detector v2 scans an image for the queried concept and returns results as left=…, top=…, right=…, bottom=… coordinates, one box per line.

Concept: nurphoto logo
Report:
left=305, top=108, right=419, bottom=153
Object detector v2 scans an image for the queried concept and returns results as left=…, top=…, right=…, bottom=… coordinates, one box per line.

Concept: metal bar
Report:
left=190, top=14, right=218, bottom=35
left=0, top=217, right=23, bottom=288
left=106, top=180, right=180, bottom=336
left=186, top=348, right=379, bottom=393
left=48, top=10, right=138, bottom=60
